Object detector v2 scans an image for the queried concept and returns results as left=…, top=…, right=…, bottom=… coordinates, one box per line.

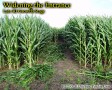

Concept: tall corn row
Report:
left=1, top=16, right=14, bottom=69
left=0, top=18, right=5, bottom=68
left=19, top=16, right=51, bottom=68
left=106, top=17, right=112, bottom=68
left=65, top=16, right=112, bottom=71
left=65, top=17, right=87, bottom=67
left=0, top=16, right=51, bottom=69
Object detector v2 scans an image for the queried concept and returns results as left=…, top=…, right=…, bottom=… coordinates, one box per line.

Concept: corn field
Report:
left=0, top=16, right=51, bottom=70
left=0, top=16, right=112, bottom=72
left=64, top=16, right=112, bottom=71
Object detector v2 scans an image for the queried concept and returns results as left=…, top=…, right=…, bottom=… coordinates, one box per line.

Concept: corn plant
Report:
left=65, top=17, right=87, bottom=67
left=18, top=16, right=51, bottom=68
left=1, top=16, right=14, bottom=70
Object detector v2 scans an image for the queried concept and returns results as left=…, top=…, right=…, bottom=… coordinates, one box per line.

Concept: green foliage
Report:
left=0, top=15, right=112, bottom=89
left=0, top=64, right=54, bottom=89
left=0, top=15, right=51, bottom=69
left=39, top=43, right=65, bottom=63
left=36, top=64, right=54, bottom=81
left=85, top=70, right=112, bottom=81
left=64, top=16, right=112, bottom=71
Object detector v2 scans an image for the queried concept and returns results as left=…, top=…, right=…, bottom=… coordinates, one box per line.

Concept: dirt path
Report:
left=30, top=61, right=80, bottom=90
left=30, top=50, right=81, bottom=90
left=45, top=60, right=79, bottom=90
left=30, top=57, right=111, bottom=90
